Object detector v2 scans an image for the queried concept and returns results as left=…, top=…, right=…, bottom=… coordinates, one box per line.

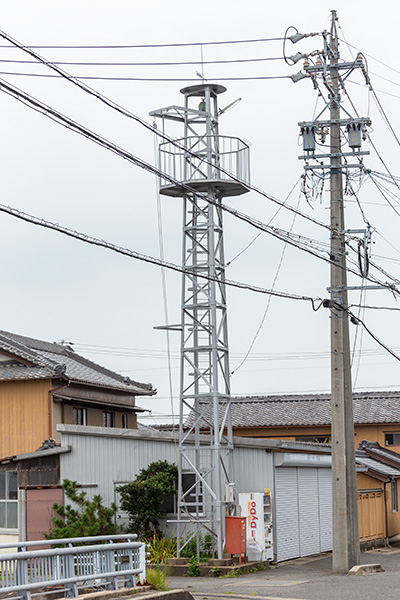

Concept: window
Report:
left=160, top=473, right=202, bottom=515
left=0, top=471, right=18, bottom=530
left=72, top=407, right=87, bottom=426
left=121, top=414, right=128, bottom=429
left=295, top=436, right=331, bottom=444
left=392, top=479, right=398, bottom=513
left=102, top=411, right=115, bottom=427
left=114, top=481, right=130, bottom=527
left=385, top=433, right=400, bottom=446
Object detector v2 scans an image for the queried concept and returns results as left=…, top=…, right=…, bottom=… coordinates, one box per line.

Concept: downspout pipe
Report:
left=48, top=381, right=70, bottom=439
left=384, top=480, right=389, bottom=547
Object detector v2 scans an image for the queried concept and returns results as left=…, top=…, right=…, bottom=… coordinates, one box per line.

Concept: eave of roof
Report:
left=0, top=330, right=156, bottom=396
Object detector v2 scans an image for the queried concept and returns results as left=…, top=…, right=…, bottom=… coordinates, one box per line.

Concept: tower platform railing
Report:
left=158, top=135, right=250, bottom=197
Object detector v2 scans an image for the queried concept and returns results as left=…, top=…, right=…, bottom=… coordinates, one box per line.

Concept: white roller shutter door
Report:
left=318, top=468, right=333, bottom=551
left=275, top=467, right=300, bottom=561
left=275, top=466, right=332, bottom=562
left=298, top=468, right=320, bottom=556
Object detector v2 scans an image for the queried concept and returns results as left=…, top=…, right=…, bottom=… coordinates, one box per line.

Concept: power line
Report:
left=344, top=305, right=400, bottom=362
left=0, top=56, right=285, bottom=67
left=338, top=38, right=400, bottom=80
left=0, top=72, right=291, bottom=82
left=73, top=342, right=400, bottom=360
left=348, top=78, right=400, bottom=100
left=0, top=70, right=396, bottom=296
left=231, top=192, right=302, bottom=376
left=0, top=29, right=331, bottom=236
left=0, top=37, right=284, bottom=50
left=0, top=75, right=339, bottom=274
left=0, top=202, right=320, bottom=306
left=2, top=200, right=398, bottom=365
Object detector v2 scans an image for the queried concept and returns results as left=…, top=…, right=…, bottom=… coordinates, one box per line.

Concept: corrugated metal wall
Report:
left=231, top=446, right=274, bottom=492
left=59, top=428, right=274, bottom=508
left=60, top=430, right=180, bottom=506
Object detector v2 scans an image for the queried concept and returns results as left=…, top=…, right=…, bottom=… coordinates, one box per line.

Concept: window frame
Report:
left=102, top=411, right=115, bottom=428
left=392, top=479, right=398, bottom=513
left=0, top=470, right=18, bottom=533
left=385, top=433, right=400, bottom=446
left=295, top=436, right=331, bottom=444
left=72, top=406, right=87, bottom=426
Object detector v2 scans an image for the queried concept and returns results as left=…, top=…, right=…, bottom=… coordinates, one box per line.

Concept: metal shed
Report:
left=57, top=425, right=332, bottom=562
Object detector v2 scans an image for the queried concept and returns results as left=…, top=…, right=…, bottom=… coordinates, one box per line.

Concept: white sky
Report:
left=0, top=1, right=399, bottom=423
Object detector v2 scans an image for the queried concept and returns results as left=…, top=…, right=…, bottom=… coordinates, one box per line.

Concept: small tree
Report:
left=118, top=460, right=178, bottom=538
left=46, top=479, right=118, bottom=540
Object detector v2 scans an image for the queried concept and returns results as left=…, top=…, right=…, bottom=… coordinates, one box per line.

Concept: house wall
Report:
left=356, top=472, right=385, bottom=541
left=354, top=425, right=400, bottom=451
left=232, top=425, right=332, bottom=441
left=61, top=404, right=137, bottom=429
left=0, top=379, right=51, bottom=456
left=52, top=401, right=63, bottom=442
left=356, top=471, right=400, bottom=539
left=233, top=424, right=400, bottom=452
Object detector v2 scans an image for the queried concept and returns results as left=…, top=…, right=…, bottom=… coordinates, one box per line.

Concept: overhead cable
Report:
left=0, top=71, right=291, bottom=82
left=0, top=56, right=285, bottom=66
left=0, top=29, right=330, bottom=234
left=0, top=37, right=284, bottom=50
left=0, top=202, right=319, bottom=306
left=0, top=74, right=396, bottom=295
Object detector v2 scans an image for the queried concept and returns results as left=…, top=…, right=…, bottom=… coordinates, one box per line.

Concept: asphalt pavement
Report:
left=165, top=546, right=400, bottom=600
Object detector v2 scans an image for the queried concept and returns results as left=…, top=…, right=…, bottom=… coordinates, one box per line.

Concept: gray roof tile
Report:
left=0, top=330, right=155, bottom=395
left=355, top=454, right=400, bottom=478
left=185, top=392, right=400, bottom=429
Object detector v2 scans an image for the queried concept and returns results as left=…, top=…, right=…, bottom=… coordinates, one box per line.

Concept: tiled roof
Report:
left=184, top=391, right=400, bottom=429
left=0, top=330, right=155, bottom=396
left=356, top=440, right=400, bottom=481
left=356, top=454, right=400, bottom=480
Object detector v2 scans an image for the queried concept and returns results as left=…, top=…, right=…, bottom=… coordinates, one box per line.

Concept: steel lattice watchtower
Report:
left=150, top=84, right=250, bottom=558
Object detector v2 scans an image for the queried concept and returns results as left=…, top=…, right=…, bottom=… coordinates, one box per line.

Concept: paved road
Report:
left=165, top=547, right=400, bottom=600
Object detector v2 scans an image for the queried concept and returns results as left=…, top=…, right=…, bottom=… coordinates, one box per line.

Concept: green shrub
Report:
left=180, top=532, right=214, bottom=558
left=146, top=533, right=177, bottom=564
left=45, top=479, right=117, bottom=540
left=187, top=556, right=200, bottom=577
left=118, top=461, right=178, bottom=538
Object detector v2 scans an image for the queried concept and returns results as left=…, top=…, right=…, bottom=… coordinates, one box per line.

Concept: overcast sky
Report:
left=1, top=1, right=399, bottom=423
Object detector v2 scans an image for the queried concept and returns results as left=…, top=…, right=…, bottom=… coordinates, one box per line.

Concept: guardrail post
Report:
left=104, top=540, right=118, bottom=591
left=138, top=543, right=146, bottom=585
left=64, top=542, right=78, bottom=598
left=16, top=549, right=31, bottom=600
left=121, top=537, right=135, bottom=589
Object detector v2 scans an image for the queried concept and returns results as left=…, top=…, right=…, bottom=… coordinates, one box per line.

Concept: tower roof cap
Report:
left=180, top=83, right=227, bottom=97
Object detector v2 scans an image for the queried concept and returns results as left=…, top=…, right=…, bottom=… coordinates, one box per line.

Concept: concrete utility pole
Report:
left=294, top=10, right=372, bottom=573
left=328, top=12, right=361, bottom=573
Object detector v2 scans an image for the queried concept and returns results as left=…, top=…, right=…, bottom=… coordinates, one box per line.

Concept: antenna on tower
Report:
left=196, top=45, right=206, bottom=83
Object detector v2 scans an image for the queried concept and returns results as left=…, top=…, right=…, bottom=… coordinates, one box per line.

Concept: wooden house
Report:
left=356, top=440, right=400, bottom=543
left=0, top=330, right=156, bottom=458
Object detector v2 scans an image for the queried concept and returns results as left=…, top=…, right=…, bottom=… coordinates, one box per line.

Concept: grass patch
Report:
left=145, top=560, right=168, bottom=591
